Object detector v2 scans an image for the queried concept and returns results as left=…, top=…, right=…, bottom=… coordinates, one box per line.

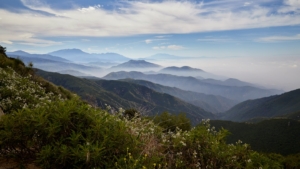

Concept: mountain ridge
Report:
left=222, top=88, right=300, bottom=121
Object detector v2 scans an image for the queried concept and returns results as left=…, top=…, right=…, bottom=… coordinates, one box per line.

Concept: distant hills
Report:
left=36, top=70, right=215, bottom=124
left=122, top=79, right=237, bottom=113
left=49, top=49, right=130, bottom=63
left=222, top=89, right=300, bottom=121
left=7, top=50, right=71, bottom=62
left=103, top=71, right=282, bottom=102
left=158, top=66, right=225, bottom=79
left=110, top=60, right=161, bottom=71
left=7, top=51, right=102, bottom=73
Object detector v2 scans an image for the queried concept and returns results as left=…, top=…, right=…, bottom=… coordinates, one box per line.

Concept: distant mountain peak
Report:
left=9, top=50, right=30, bottom=55
left=112, top=60, right=161, bottom=68
left=49, top=48, right=87, bottom=54
left=162, top=66, right=204, bottom=72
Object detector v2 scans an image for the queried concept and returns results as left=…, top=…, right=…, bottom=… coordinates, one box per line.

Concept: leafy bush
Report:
left=124, top=108, right=140, bottom=120
left=152, top=111, right=192, bottom=132
left=0, top=99, right=142, bottom=168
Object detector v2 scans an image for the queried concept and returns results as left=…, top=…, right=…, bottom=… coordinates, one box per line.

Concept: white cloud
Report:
left=145, top=39, right=153, bottom=44
left=258, top=34, right=300, bottom=42
left=244, top=2, right=252, bottom=6
left=1, top=40, right=13, bottom=44
left=167, top=45, right=185, bottom=50
left=285, top=0, right=300, bottom=7
left=1, top=0, right=300, bottom=46
left=145, top=38, right=167, bottom=44
left=197, top=38, right=232, bottom=42
left=153, top=45, right=184, bottom=50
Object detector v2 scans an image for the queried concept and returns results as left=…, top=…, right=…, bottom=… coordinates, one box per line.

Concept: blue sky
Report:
left=0, top=0, right=300, bottom=90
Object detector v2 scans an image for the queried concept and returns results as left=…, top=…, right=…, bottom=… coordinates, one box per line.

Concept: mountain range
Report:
left=36, top=69, right=215, bottom=125
left=48, top=49, right=130, bottom=63
left=7, top=52, right=102, bottom=73
left=121, top=79, right=237, bottom=113
left=221, top=89, right=300, bottom=122
left=103, top=71, right=282, bottom=102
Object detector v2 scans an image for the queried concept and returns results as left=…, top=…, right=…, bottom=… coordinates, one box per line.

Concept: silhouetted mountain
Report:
left=36, top=70, right=215, bottom=125
left=49, top=49, right=130, bottom=63
left=103, top=71, right=282, bottom=102
left=112, top=60, right=161, bottom=68
left=122, top=79, right=237, bottom=113
left=8, top=54, right=102, bottom=73
left=222, top=89, right=300, bottom=122
left=202, top=78, right=260, bottom=88
left=159, top=66, right=226, bottom=79
left=7, top=50, right=71, bottom=62
left=109, top=60, right=162, bottom=72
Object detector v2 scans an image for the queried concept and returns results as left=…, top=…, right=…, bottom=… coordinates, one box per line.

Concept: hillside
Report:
left=122, top=79, right=237, bottom=113
left=36, top=70, right=215, bottom=124
left=210, top=119, right=300, bottom=155
left=222, top=89, right=300, bottom=121
left=103, top=71, right=282, bottom=102
left=0, top=46, right=298, bottom=168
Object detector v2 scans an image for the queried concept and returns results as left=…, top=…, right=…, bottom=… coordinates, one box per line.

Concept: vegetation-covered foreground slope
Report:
left=36, top=69, right=215, bottom=125
left=222, top=89, right=300, bottom=122
left=0, top=46, right=299, bottom=168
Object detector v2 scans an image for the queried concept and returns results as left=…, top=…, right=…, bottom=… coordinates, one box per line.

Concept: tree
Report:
left=0, top=45, right=6, bottom=54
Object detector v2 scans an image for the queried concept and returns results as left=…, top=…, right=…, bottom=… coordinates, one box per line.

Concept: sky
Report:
left=0, top=0, right=300, bottom=90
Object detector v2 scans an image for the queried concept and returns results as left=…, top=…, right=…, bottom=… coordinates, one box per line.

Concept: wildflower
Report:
left=180, top=141, right=186, bottom=146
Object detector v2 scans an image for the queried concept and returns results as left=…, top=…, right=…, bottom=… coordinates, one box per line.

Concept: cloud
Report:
left=153, top=45, right=185, bottom=50
left=244, top=2, right=252, bottom=6
left=1, top=0, right=300, bottom=46
left=258, top=34, right=300, bottom=42
left=197, top=38, right=232, bottom=43
left=167, top=45, right=185, bottom=50
left=145, top=38, right=167, bottom=44
left=284, top=0, right=300, bottom=7
left=145, top=39, right=153, bottom=44
left=1, top=40, right=13, bottom=44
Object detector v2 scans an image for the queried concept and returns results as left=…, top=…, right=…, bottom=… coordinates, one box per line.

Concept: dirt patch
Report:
left=0, top=159, right=40, bottom=169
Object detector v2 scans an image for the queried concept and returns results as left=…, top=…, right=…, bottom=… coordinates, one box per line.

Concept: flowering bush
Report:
left=0, top=67, right=64, bottom=113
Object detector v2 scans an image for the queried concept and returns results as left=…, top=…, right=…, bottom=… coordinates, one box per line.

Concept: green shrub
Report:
left=0, top=99, right=141, bottom=168
left=152, top=111, right=192, bottom=132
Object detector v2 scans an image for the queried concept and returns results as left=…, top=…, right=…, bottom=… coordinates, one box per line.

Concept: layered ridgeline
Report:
left=121, top=79, right=237, bottom=113
left=222, top=89, right=300, bottom=122
left=7, top=50, right=103, bottom=73
left=103, top=71, right=282, bottom=102
left=1, top=46, right=289, bottom=168
left=36, top=70, right=215, bottom=125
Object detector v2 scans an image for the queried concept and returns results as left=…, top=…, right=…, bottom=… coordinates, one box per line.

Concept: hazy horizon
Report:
left=1, top=0, right=299, bottom=92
